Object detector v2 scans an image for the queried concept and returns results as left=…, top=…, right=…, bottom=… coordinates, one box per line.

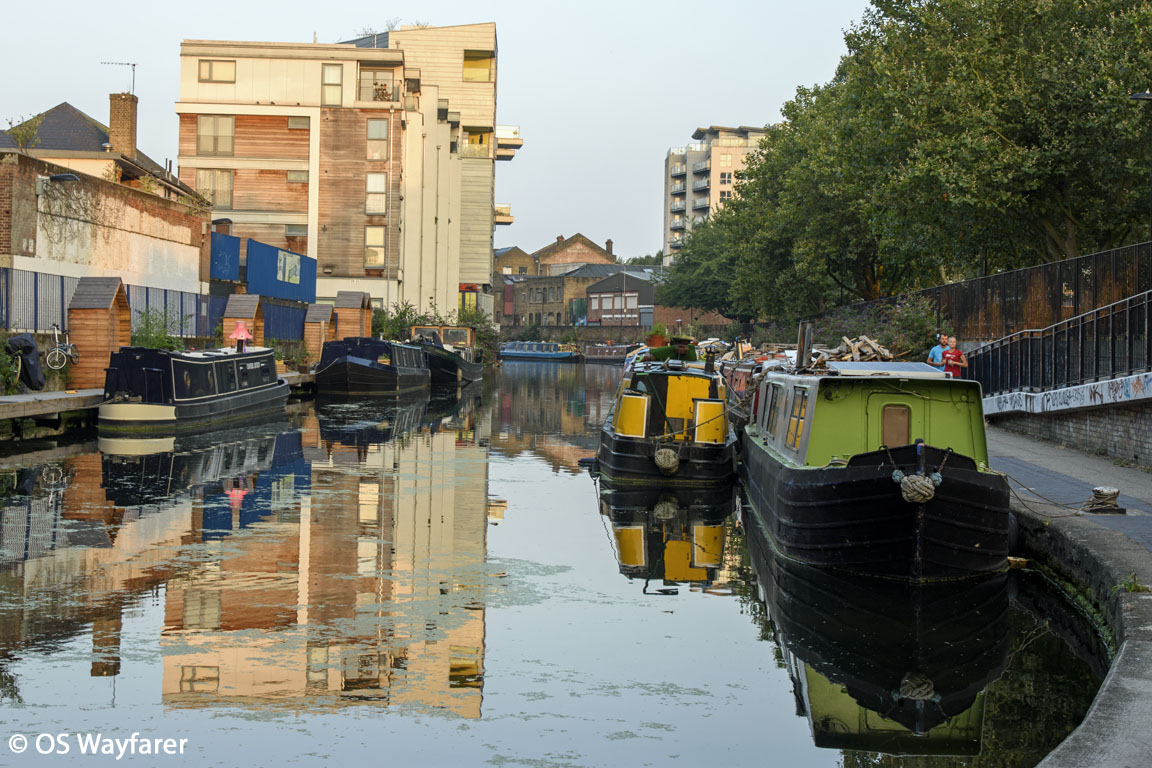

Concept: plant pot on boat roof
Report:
left=646, top=323, right=667, bottom=348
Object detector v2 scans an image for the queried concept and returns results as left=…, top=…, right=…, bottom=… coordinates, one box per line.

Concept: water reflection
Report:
left=598, top=482, right=737, bottom=594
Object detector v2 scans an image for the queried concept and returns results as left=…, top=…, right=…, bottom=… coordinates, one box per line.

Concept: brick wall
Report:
left=991, top=402, right=1152, bottom=464
left=0, top=155, right=13, bottom=257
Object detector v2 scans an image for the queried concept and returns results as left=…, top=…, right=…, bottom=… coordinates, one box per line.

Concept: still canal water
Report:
left=0, top=363, right=1103, bottom=766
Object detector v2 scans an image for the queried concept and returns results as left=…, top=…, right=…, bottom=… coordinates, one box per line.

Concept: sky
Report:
left=1, top=0, right=873, bottom=259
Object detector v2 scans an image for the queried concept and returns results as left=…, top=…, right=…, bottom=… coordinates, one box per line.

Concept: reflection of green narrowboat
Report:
left=597, top=361, right=736, bottom=485
left=745, top=505, right=1010, bottom=754
left=741, top=361, right=1010, bottom=581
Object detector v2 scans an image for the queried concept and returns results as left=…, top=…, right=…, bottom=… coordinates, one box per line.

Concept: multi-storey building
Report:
left=661, top=126, right=766, bottom=265
left=176, top=23, right=520, bottom=313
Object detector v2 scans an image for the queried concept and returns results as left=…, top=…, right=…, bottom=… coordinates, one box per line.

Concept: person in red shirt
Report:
left=941, top=335, right=967, bottom=378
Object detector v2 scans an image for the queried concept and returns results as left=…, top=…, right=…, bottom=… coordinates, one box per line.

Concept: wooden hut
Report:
left=67, top=276, right=130, bottom=389
left=304, top=303, right=335, bottom=363
left=334, top=291, right=372, bottom=339
left=222, top=294, right=265, bottom=346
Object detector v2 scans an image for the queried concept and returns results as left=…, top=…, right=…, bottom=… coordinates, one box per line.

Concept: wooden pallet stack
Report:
left=814, top=335, right=893, bottom=366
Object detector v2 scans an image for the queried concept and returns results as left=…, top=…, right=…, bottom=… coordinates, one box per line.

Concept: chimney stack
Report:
left=556, top=234, right=564, bottom=243
left=606, top=238, right=613, bottom=256
left=108, top=93, right=138, bottom=161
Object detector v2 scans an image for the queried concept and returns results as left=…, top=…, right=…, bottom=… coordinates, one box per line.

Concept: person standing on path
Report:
left=927, top=332, right=947, bottom=369
left=942, top=336, right=967, bottom=378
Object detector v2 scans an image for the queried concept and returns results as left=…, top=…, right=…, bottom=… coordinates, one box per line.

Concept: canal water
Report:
left=0, top=363, right=1104, bottom=766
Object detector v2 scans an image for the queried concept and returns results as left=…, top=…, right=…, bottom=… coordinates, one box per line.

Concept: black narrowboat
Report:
left=99, top=346, right=289, bottom=435
left=410, top=325, right=484, bottom=383
left=314, top=337, right=430, bottom=396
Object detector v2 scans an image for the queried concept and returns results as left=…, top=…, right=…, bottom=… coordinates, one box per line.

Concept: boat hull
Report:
left=499, top=351, right=579, bottom=362
left=740, top=440, right=1011, bottom=581
left=423, top=346, right=483, bottom=383
left=98, top=379, right=290, bottom=435
left=597, top=426, right=736, bottom=486
left=314, top=356, right=429, bottom=396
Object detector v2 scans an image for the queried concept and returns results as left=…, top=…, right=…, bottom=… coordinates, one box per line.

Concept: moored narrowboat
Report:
left=499, top=341, right=580, bottom=362
left=740, top=360, right=1010, bottom=581
left=597, top=359, right=736, bottom=485
left=99, top=346, right=290, bottom=435
left=583, top=343, right=641, bottom=365
left=314, top=337, right=430, bottom=396
left=410, top=325, right=483, bottom=383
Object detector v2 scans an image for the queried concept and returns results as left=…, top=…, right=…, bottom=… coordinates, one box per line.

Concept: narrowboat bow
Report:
left=314, top=338, right=430, bottom=396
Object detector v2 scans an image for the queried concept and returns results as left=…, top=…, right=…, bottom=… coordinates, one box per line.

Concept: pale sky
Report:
left=2, top=0, right=872, bottom=259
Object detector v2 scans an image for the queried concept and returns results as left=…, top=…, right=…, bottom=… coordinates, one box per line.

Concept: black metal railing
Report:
left=970, top=289, right=1152, bottom=395
left=810, top=241, right=1152, bottom=342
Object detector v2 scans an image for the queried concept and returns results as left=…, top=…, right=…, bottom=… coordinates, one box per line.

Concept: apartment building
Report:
left=176, top=23, right=520, bottom=313
left=662, top=126, right=766, bottom=265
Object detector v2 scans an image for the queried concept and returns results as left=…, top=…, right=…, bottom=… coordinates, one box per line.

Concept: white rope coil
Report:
left=896, top=673, right=937, bottom=701
left=654, top=448, right=680, bottom=475
left=891, top=470, right=943, bottom=503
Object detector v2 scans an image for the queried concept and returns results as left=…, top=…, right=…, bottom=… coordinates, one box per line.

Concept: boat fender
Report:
left=654, top=447, right=680, bottom=475
left=894, top=673, right=939, bottom=702
left=653, top=499, right=679, bottom=521
left=891, top=469, right=942, bottom=503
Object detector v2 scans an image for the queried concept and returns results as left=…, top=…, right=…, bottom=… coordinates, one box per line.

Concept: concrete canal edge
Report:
left=1011, top=501, right=1152, bottom=767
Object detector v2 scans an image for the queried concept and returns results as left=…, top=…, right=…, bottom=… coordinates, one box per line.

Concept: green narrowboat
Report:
left=740, top=361, right=1010, bottom=581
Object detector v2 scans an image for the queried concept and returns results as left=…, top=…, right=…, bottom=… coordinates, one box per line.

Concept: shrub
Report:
left=814, top=295, right=940, bottom=359
left=132, top=308, right=185, bottom=351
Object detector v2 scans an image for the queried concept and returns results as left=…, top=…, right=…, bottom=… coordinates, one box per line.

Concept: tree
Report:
left=622, top=251, right=664, bottom=265
left=4, top=114, right=44, bottom=151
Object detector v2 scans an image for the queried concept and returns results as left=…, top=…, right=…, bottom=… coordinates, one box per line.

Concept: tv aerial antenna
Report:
left=101, top=61, right=137, bottom=94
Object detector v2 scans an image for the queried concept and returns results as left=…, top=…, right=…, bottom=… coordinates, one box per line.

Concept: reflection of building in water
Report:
left=488, top=362, right=621, bottom=473
left=598, top=483, right=735, bottom=593
left=161, top=393, right=492, bottom=717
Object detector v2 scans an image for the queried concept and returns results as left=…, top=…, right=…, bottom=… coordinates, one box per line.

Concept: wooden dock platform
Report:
left=0, top=373, right=315, bottom=423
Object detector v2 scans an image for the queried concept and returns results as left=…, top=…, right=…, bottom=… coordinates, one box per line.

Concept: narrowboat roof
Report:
left=824, top=361, right=946, bottom=378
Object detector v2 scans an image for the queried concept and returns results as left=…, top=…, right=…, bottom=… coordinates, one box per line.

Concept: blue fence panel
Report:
left=245, top=240, right=317, bottom=303
left=262, top=301, right=306, bottom=341
left=205, top=294, right=229, bottom=339
left=210, top=232, right=241, bottom=281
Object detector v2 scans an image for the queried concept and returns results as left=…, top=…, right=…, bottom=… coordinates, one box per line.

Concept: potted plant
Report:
left=646, top=322, right=667, bottom=349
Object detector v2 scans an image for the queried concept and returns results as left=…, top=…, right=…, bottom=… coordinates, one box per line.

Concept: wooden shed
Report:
left=222, top=294, right=265, bottom=346
left=67, top=276, right=131, bottom=389
left=304, top=303, right=336, bottom=363
left=334, top=291, right=372, bottom=339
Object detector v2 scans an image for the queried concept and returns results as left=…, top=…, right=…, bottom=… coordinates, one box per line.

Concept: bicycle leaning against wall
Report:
left=45, top=323, right=79, bottom=371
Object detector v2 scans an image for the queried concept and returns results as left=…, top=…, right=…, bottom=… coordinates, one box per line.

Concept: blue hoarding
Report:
left=245, top=239, right=316, bottom=303
left=210, top=232, right=241, bottom=281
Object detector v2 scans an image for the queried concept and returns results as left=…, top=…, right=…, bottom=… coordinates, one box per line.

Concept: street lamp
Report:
left=1130, top=90, right=1152, bottom=243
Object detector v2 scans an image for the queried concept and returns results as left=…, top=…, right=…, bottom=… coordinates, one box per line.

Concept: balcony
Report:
left=670, top=164, right=687, bottom=177
left=670, top=200, right=686, bottom=213
left=669, top=235, right=684, bottom=248
left=670, top=182, right=686, bottom=195
left=670, top=218, right=686, bottom=230
left=496, top=124, right=522, bottom=161
left=692, top=178, right=710, bottom=191
left=692, top=196, right=710, bottom=210
left=692, top=158, right=710, bottom=174
left=693, top=215, right=707, bottom=225
left=461, top=143, right=491, bottom=159
left=494, top=203, right=513, bottom=225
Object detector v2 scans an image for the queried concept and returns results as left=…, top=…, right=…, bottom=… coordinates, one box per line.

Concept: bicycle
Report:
left=45, top=323, right=79, bottom=371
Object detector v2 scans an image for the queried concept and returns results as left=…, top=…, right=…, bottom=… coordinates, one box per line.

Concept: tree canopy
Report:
left=663, top=0, right=1152, bottom=322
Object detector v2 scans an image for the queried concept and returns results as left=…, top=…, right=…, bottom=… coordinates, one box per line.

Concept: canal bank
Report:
left=988, top=427, right=1152, bottom=768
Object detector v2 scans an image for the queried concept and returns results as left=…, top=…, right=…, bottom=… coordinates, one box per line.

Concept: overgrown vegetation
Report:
left=268, top=338, right=310, bottom=368
left=1113, top=573, right=1151, bottom=594
left=4, top=113, right=43, bottom=151
left=131, top=308, right=185, bottom=351
left=0, top=343, right=20, bottom=395
left=812, top=295, right=940, bottom=359
left=371, top=301, right=500, bottom=366
left=661, top=0, right=1152, bottom=324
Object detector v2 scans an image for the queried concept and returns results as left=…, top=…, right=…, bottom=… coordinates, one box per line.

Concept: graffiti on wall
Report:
left=983, top=372, right=1152, bottom=416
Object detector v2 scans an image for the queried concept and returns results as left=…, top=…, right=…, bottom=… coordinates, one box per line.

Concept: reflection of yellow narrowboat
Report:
left=598, top=482, right=734, bottom=589
left=597, top=360, right=736, bottom=485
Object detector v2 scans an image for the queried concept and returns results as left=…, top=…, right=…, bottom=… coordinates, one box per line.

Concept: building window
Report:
left=359, top=68, right=394, bottom=101
left=518, top=267, right=527, bottom=275
left=288, top=116, right=309, bottom=130
left=462, top=51, right=494, bottom=82
left=590, top=296, right=599, bottom=310
left=286, top=224, right=307, bottom=237
left=195, top=169, right=233, bottom=209
left=367, top=119, right=389, bottom=160
left=625, top=293, right=638, bottom=309
left=720, top=172, right=732, bottom=184
left=287, top=170, right=308, bottom=183
left=322, top=64, right=343, bottom=106
left=462, top=130, right=491, bottom=159
left=197, top=115, right=233, bottom=156
left=502, top=267, right=512, bottom=275
left=719, top=190, right=733, bottom=201
left=198, top=60, right=235, bottom=83
left=366, top=173, right=388, bottom=213
left=365, top=226, right=387, bottom=267
left=719, top=154, right=733, bottom=168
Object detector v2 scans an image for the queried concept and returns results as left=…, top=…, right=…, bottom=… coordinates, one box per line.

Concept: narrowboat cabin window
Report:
left=765, top=384, right=782, bottom=436
left=785, top=387, right=808, bottom=450
left=882, top=404, right=912, bottom=448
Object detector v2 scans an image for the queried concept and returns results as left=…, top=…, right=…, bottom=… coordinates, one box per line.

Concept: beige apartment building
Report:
left=662, top=126, right=765, bottom=265
left=176, top=23, right=521, bottom=313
